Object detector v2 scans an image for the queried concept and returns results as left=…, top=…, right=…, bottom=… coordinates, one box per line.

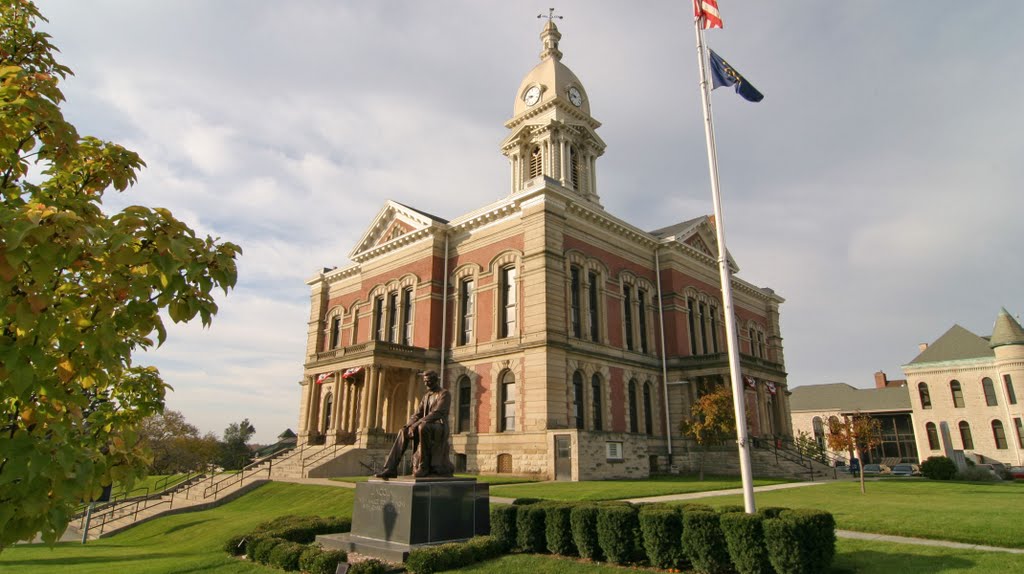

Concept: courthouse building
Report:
left=296, top=21, right=791, bottom=480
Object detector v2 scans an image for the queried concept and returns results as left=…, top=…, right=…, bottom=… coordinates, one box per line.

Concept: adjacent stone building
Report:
left=903, top=309, right=1024, bottom=467
left=295, top=21, right=791, bottom=480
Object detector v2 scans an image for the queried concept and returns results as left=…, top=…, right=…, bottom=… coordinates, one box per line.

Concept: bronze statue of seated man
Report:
left=374, top=370, right=455, bottom=479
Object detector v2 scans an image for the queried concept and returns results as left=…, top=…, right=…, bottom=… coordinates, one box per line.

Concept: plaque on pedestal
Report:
left=317, top=477, right=490, bottom=563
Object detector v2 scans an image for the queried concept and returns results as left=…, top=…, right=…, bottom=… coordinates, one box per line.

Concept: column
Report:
left=359, top=365, right=375, bottom=430
left=589, top=155, right=597, bottom=197
left=366, top=365, right=381, bottom=430
left=373, top=367, right=387, bottom=429
left=559, top=137, right=568, bottom=185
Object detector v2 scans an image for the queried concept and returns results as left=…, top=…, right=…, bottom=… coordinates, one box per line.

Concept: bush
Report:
left=406, top=538, right=505, bottom=574
left=247, top=536, right=283, bottom=564
left=516, top=504, right=547, bottom=553
left=490, top=505, right=518, bottom=549
left=638, top=507, right=683, bottom=569
left=756, top=506, right=788, bottom=519
left=306, top=549, right=347, bottom=574
left=955, top=467, right=1000, bottom=482
left=920, top=456, right=957, bottom=480
left=223, top=533, right=248, bottom=556
left=720, top=512, right=771, bottom=574
left=512, top=497, right=545, bottom=506
left=716, top=505, right=746, bottom=514
left=544, top=503, right=577, bottom=556
left=405, top=544, right=453, bottom=574
left=268, top=540, right=305, bottom=571
left=763, top=509, right=835, bottom=574
left=465, top=536, right=507, bottom=562
left=349, top=558, right=388, bottom=574
left=681, top=510, right=731, bottom=574
left=570, top=505, right=603, bottom=560
left=679, top=503, right=715, bottom=513
left=596, top=505, right=641, bottom=565
left=299, top=546, right=324, bottom=572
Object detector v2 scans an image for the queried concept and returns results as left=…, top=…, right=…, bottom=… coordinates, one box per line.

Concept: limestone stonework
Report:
left=297, top=21, right=791, bottom=480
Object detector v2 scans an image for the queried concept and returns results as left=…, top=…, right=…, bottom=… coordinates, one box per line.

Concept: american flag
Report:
left=694, top=0, right=723, bottom=29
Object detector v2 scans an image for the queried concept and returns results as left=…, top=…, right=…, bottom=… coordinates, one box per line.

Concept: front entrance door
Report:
left=554, top=434, right=572, bottom=481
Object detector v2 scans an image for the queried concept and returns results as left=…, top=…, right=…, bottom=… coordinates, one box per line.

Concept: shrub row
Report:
left=405, top=536, right=506, bottom=574
left=489, top=501, right=835, bottom=574
left=222, top=514, right=352, bottom=574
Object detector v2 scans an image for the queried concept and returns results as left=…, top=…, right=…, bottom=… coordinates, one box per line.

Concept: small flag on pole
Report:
left=315, top=372, right=334, bottom=385
left=709, top=49, right=763, bottom=102
left=342, top=367, right=364, bottom=380
left=694, top=0, right=723, bottom=29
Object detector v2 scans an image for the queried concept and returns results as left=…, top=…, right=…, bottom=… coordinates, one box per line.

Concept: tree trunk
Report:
left=699, top=444, right=707, bottom=481
left=856, top=447, right=866, bottom=494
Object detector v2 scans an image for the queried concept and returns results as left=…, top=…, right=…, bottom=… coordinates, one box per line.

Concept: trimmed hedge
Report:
left=490, top=505, right=518, bottom=549
left=305, top=549, right=347, bottom=574
left=720, top=512, right=771, bottom=574
left=570, top=505, right=603, bottom=560
left=248, top=537, right=283, bottom=564
left=763, top=509, right=836, bottom=574
left=544, top=503, right=577, bottom=556
left=516, top=504, right=548, bottom=553
left=921, top=456, right=957, bottom=480
left=756, top=506, right=788, bottom=519
left=223, top=514, right=351, bottom=572
left=596, top=505, right=641, bottom=565
left=405, top=536, right=505, bottom=574
left=681, top=510, right=731, bottom=574
left=638, top=507, right=683, bottom=569
left=512, top=497, right=545, bottom=506
left=268, top=540, right=305, bottom=571
left=716, top=504, right=746, bottom=514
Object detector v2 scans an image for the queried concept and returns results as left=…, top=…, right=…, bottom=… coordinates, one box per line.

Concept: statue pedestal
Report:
left=317, top=477, right=490, bottom=563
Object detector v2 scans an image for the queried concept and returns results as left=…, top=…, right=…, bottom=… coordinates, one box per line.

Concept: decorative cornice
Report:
left=351, top=227, right=434, bottom=264
left=901, top=356, right=997, bottom=375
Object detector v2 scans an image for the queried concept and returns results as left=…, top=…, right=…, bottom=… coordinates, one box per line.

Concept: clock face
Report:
left=524, top=86, right=541, bottom=107
left=568, top=86, right=583, bottom=107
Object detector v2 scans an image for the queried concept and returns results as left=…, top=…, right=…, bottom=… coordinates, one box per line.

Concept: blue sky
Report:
left=37, top=1, right=1024, bottom=442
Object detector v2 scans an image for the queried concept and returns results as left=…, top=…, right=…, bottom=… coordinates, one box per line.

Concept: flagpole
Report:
left=692, top=11, right=756, bottom=514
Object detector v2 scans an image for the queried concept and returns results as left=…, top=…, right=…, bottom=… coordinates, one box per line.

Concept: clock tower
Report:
left=501, top=19, right=606, bottom=206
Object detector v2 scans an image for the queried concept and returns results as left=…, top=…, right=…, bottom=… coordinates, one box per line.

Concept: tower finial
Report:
left=537, top=9, right=563, bottom=61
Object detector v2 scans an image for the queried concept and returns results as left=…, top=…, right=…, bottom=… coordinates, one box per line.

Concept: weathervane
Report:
left=538, top=8, right=563, bottom=22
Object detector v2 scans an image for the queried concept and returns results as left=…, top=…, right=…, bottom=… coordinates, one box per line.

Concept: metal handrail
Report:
left=752, top=436, right=842, bottom=480
left=82, top=472, right=210, bottom=533
left=299, top=440, right=354, bottom=475
left=199, top=445, right=302, bottom=500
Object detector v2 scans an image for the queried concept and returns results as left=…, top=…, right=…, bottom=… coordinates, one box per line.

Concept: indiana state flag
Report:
left=709, top=49, right=763, bottom=102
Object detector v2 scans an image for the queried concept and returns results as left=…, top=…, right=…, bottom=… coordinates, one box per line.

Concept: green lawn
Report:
left=489, top=474, right=791, bottom=501
left=329, top=474, right=538, bottom=486
left=693, top=479, right=1024, bottom=549
left=2, top=482, right=353, bottom=574
left=439, top=539, right=1024, bottom=574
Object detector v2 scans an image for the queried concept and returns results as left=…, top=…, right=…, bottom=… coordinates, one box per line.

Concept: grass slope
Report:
left=329, top=474, right=536, bottom=486
left=1, top=482, right=353, bottom=574
left=490, top=474, right=790, bottom=501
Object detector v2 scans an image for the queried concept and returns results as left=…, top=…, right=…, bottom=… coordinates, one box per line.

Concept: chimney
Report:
left=874, top=371, right=888, bottom=389
left=918, top=343, right=928, bottom=353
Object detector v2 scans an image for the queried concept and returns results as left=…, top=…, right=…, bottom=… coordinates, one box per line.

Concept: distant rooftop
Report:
left=790, top=383, right=911, bottom=413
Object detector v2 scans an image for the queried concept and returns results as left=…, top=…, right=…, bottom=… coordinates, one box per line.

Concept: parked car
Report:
left=889, top=463, right=921, bottom=477
left=862, top=463, right=891, bottom=475
left=1009, top=466, right=1024, bottom=480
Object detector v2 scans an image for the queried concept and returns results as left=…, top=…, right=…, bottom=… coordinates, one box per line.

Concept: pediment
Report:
left=652, top=216, right=739, bottom=272
left=348, top=200, right=445, bottom=261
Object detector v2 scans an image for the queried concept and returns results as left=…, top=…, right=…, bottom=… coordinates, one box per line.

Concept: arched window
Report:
left=591, top=374, right=603, bottom=431
left=950, top=380, right=965, bottom=408
left=925, top=422, right=940, bottom=450
left=322, top=393, right=334, bottom=432
left=500, top=266, right=517, bottom=338
left=992, top=420, right=1008, bottom=449
left=456, top=376, right=471, bottom=434
left=958, top=421, right=974, bottom=450
left=529, top=146, right=542, bottom=179
left=569, top=266, right=582, bottom=338
left=982, top=377, right=998, bottom=407
left=328, top=314, right=342, bottom=349
left=643, top=382, right=654, bottom=435
left=628, top=380, right=638, bottom=433
left=588, top=271, right=600, bottom=342
left=812, top=417, right=825, bottom=450
left=500, top=371, right=516, bottom=432
left=918, top=382, right=931, bottom=409
left=572, top=372, right=584, bottom=430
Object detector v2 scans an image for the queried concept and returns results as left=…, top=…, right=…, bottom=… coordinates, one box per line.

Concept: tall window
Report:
left=687, top=298, right=698, bottom=355
left=623, top=285, right=634, bottom=351
left=950, top=380, right=965, bottom=408
left=322, top=393, right=334, bottom=432
left=329, top=315, right=341, bottom=349
left=812, top=417, right=825, bottom=450
left=500, top=266, right=517, bottom=338
left=459, top=278, right=474, bottom=345
left=529, top=146, right=542, bottom=179
left=628, top=380, right=638, bottom=433
left=500, top=371, right=516, bottom=432
left=387, top=292, right=399, bottom=342
left=573, top=372, right=584, bottom=430
left=569, top=145, right=579, bottom=189
left=709, top=306, right=719, bottom=354
left=456, top=376, right=471, bottom=434
left=588, top=272, right=600, bottom=342
left=958, top=421, right=974, bottom=450
left=1015, top=418, right=1024, bottom=449
left=643, top=382, right=654, bottom=435
left=402, top=288, right=413, bottom=345
left=1005, top=374, right=1018, bottom=405
left=637, top=290, right=649, bottom=354
left=373, top=296, right=385, bottom=341
left=918, top=382, right=932, bottom=409
left=992, top=420, right=1008, bottom=449
left=569, top=266, right=582, bottom=338
left=591, top=374, right=603, bottom=431
left=982, top=377, right=998, bottom=406
left=698, top=302, right=708, bottom=354
left=925, top=422, right=940, bottom=450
